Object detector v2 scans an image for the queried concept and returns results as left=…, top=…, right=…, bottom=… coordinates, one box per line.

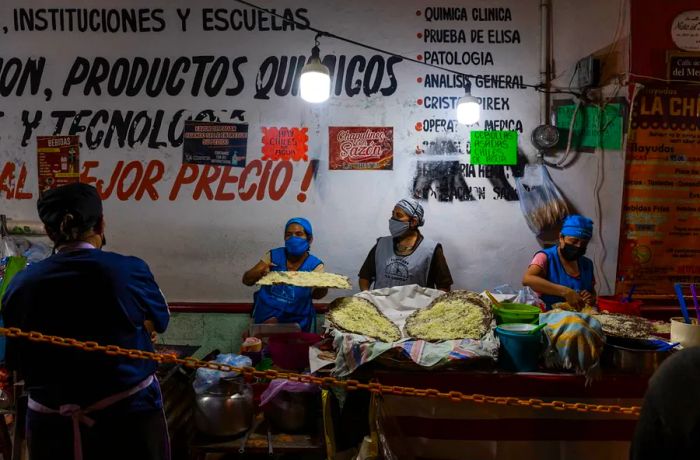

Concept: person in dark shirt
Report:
left=358, top=199, right=453, bottom=291
left=630, top=347, right=700, bottom=460
left=2, top=183, right=171, bottom=460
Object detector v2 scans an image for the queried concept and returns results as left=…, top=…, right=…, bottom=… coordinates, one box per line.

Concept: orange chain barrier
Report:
left=0, top=326, right=642, bottom=417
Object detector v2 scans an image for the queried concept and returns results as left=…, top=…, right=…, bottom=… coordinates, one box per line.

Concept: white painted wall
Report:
left=0, top=0, right=626, bottom=301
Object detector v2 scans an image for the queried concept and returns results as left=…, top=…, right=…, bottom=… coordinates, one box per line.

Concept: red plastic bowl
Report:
left=267, top=333, right=322, bottom=371
left=598, top=296, right=642, bottom=315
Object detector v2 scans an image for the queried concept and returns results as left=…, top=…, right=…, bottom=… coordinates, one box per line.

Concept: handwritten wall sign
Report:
left=671, top=10, right=700, bottom=51
left=469, top=130, right=517, bottom=165
left=182, top=121, right=248, bottom=167
left=329, top=127, right=393, bottom=170
left=261, top=127, right=309, bottom=162
left=36, top=135, right=80, bottom=194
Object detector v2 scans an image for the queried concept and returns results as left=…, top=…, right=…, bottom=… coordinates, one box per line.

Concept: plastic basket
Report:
left=597, top=296, right=642, bottom=315
left=493, top=303, right=541, bottom=325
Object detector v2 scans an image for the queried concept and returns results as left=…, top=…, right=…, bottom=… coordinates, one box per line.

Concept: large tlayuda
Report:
left=328, top=297, right=401, bottom=342
left=257, top=271, right=352, bottom=289
left=405, top=291, right=492, bottom=341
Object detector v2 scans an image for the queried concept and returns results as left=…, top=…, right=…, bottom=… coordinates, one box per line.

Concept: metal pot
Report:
left=263, top=390, right=320, bottom=433
left=601, top=336, right=673, bottom=375
left=194, top=377, right=253, bottom=437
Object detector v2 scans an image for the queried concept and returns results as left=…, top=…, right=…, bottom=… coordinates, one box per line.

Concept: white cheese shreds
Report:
left=405, top=291, right=492, bottom=341
left=257, top=271, right=351, bottom=289
left=328, top=297, right=401, bottom=342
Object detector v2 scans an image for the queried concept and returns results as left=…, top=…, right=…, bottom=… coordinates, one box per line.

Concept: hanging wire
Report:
left=232, top=0, right=567, bottom=94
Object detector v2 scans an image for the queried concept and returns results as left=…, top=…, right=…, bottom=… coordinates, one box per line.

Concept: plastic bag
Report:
left=193, top=353, right=252, bottom=394
left=515, top=164, right=569, bottom=236
left=260, top=378, right=319, bottom=407
left=515, top=286, right=546, bottom=311
left=491, top=284, right=517, bottom=295
left=24, top=241, right=52, bottom=263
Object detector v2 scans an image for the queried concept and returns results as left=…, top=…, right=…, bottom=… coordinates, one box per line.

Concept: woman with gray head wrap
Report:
left=358, top=198, right=453, bottom=292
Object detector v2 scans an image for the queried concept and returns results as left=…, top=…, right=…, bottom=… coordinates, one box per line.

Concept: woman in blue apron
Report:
left=522, top=214, right=596, bottom=310
left=242, top=218, right=327, bottom=332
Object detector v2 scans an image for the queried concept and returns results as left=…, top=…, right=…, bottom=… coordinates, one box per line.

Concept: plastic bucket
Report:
left=598, top=296, right=642, bottom=315
left=670, top=317, right=700, bottom=348
left=267, top=333, right=321, bottom=370
left=493, top=303, right=541, bottom=325
left=496, top=325, right=543, bottom=372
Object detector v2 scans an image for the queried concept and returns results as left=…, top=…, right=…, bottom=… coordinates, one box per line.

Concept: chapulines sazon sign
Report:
left=328, top=127, right=393, bottom=171
left=616, top=85, right=700, bottom=296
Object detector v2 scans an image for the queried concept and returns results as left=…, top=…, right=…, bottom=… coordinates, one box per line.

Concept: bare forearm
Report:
left=522, top=274, right=568, bottom=297
left=359, top=278, right=371, bottom=291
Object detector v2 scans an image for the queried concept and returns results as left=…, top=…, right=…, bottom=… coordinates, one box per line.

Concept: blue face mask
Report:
left=285, top=236, right=310, bottom=256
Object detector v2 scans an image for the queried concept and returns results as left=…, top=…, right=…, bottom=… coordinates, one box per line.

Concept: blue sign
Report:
left=183, top=121, right=248, bottom=167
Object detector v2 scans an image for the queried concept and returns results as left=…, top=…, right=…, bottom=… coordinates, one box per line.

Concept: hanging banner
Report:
left=329, top=127, right=393, bottom=170
left=36, top=135, right=80, bottom=194
left=616, top=85, right=700, bottom=297
left=182, top=121, right=248, bottom=167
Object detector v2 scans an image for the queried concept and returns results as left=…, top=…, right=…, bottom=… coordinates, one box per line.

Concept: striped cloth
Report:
left=539, top=311, right=605, bottom=382
left=331, top=330, right=499, bottom=377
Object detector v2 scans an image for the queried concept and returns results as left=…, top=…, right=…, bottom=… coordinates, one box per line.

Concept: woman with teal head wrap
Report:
left=522, top=214, right=596, bottom=310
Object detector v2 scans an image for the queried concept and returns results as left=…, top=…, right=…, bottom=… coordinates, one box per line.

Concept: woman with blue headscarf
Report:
left=522, top=214, right=596, bottom=310
left=359, top=199, right=453, bottom=292
left=242, top=217, right=327, bottom=332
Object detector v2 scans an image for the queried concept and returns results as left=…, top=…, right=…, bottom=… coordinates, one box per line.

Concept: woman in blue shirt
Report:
left=242, top=217, right=327, bottom=332
left=522, top=215, right=596, bottom=310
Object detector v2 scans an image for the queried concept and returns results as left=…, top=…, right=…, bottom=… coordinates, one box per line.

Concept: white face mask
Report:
left=389, top=218, right=410, bottom=237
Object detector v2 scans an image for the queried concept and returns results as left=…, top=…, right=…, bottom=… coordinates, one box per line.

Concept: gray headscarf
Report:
left=395, top=199, right=425, bottom=227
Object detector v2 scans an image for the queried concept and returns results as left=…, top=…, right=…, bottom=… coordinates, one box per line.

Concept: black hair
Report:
left=46, top=212, right=99, bottom=245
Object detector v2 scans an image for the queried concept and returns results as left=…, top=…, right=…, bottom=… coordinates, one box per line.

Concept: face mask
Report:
left=389, top=218, right=410, bottom=237
left=285, top=236, right=309, bottom=257
left=561, top=243, right=586, bottom=261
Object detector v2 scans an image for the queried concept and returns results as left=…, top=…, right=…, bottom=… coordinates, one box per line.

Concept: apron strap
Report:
left=28, top=374, right=155, bottom=460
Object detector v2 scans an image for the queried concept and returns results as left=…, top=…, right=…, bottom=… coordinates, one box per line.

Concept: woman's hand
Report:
left=562, top=288, right=585, bottom=310
left=580, top=290, right=596, bottom=307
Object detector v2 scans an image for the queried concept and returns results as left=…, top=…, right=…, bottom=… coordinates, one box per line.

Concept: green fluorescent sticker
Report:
left=470, top=130, right=518, bottom=165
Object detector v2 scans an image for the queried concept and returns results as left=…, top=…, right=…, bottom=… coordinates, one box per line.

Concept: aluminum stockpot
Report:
left=194, top=377, right=254, bottom=437
left=601, top=336, right=673, bottom=375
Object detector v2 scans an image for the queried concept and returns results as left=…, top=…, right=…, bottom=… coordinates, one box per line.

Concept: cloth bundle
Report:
left=539, top=310, right=605, bottom=383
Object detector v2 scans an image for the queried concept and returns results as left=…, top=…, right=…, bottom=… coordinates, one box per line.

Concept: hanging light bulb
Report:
left=456, top=78, right=481, bottom=125
left=300, top=34, right=331, bottom=103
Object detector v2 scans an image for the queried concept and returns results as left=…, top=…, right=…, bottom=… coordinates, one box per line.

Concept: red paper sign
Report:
left=261, top=127, right=309, bottom=161
left=329, top=127, right=393, bottom=170
left=36, top=136, right=80, bottom=194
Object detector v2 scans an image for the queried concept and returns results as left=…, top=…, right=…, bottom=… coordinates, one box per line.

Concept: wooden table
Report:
left=371, top=369, right=648, bottom=460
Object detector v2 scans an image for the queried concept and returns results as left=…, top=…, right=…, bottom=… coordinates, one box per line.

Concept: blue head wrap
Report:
left=561, top=215, right=593, bottom=240
left=395, top=199, right=425, bottom=226
left=285, top=217, right=313, bottom=237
